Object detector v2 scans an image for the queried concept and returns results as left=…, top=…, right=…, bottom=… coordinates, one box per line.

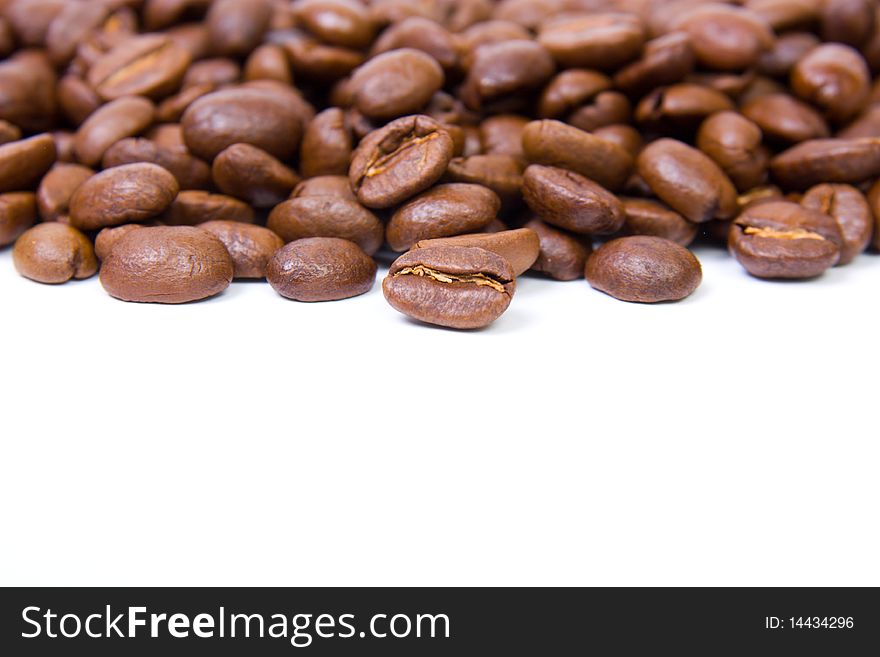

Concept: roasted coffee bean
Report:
left=275, top=28, right=365, bottom=81
left=791, top=44, right=870, bottom=123
left=0, top=51, right=57, bottom=133
left=102, top=137, right=211, bottom=191
left=593, top=124, right=643, bottom=159
left=87, top=34, right=191, bottom=101
left=267, top=237, right=376, bottom=302
left=386, top=183, right=500, bottom=252
left=292, top=0, right=376, bottom=49
left=348, top=48, right=443, bottom=121
left=620, top=197, right=698, bottom=247
left=206, top=0, right=272, bottom=57
left=445, top=154, right=524, bottom=209
left=414, top=228, right=540, bottom=277
left=0, top=119, right=21, bottom=146
left=143, top=0, right=212, bottom=31
left=36, top=164, right=94, bottom=223
left=181, top=87, right=304, bottom=161
left=74, top=97, right=156, bottom=168
left=757, top=32, right=819, bottom=77
left=461, top=40, right=555, bottom=111
left=291, top=175, right=357, bottom=201
left=163, top=190, right=256, bottom=226
left=820, top=0, right=875, bottom=48
left=523, top=164, right=625, bottom=236
left=370, top=16, right=457, bottom=69
left=299, top=108, right=354, bottom=178
left=801, top=184, right=873, bottom=264
left=198, top=220, right=284, bottom=279
left=538, top=12, right=644, bottom=70
left=0, top=192, right=37, bottom=247
left=156, top=83, right=214, bottom=123
left=94, top=223, right=145, bottom=261
left=383, top=246, right=515, bottom=329
left=12, top=223, right=97, bottom=284
left=838, top=105, right=880, bottom=139
left=45, top=1, right=109, bottom=66
left=0, top=134, right=56, bottom=193
left=729, top=201, right=843, bottom=278
left=568, top=91, right=631, bottom=132
left=70, top=163, right=180, bottom=231
left=537, top=69, right=611, bottom=120
left=770, top=138, right=880, bottom=189
left=212, top=144, right=300, bottom=208
left=614, top=32, right=695, bottom=98
left=522, top=120, right=632, bottom=191
left=182, top=58, right=240, bottom=89
left=101, top=226, right=234, bottom=303
left=637, top=139, right=738, bottom=223
left=244, top=44, right=293, bottom=84
left=349, top=114, right=454, bottom=209
left=57, top=75, right=102, bottom=127
left=696, top=111, right=768, bottom=191
left=586, top=236, right=702, bottom=303
left=457, top=19, right=532, bottom=62
left=635, top=83, right=734, bottom=131
left=267, top=196, right=384, bottom=255
left=672, top=5, right=774, bottom=72
left=524, top=217, right=592, bottom=281
left=479, top=114, right=529, bottom=159
left=740, top=93, right=829, bottom=144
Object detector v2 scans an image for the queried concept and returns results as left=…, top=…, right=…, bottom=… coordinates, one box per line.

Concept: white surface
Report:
left=0, top=243, right=878, bottom=587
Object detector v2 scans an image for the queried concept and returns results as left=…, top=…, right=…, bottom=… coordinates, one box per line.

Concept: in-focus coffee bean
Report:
left=524, top=217, right=593, bottom=281
left=267, top=237, right=376, bottom=302
left=12, top=222, right=97, bottom=284
left=800, top=183, right=873, bottom=265
left=414, top=228, right=540, bottom=277
left=212, top=143, right=300, bottom=207
left=267, top=195, right=383, bottom=255
left=199, top=220, right=284, bottom=279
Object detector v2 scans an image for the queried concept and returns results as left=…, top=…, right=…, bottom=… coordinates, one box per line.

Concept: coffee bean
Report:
left=757, top=32, right=819, bottom=77
left=74, top=97, right=156, bottom=167
left=291, top=175, right=357, bottom=201
left=838, top=105, right=880, bottom=139
left=637, top=138, right=738, bottom=223
left=370, top=16, right=457, bottom=69
left=267, top=196, right=384, bottom=255
left=414, top=228, right=540, bottom=277
left=274, top=28, right=365, bottom=81
left=568, top=91, right=632, bottom=132
left=0, top=192, right=36, bottom=247
left=156, top=82, right=214, bottom=123
left=0, top=119, right=21, bottom=146
left=672, top=5, right=774, bottom=71
left=206, top=0, right=272, bottom=57
left=620, top=197, right=698, bottom=247
left=244, top=44, right=293, bottom=84
left=635, top=83, right=734, bottom=131
left=770, top=138, right=880, bottom=189
left=13, top=223, right=97, bottom=284
left=538, top=12, right=644, bottom=70
left=69, top=163, right=179, bottom=231
left=522, top=165, right=625, bottom=235
left=593, top=124, right=643, bottom=159
left=614, top=32, right=695, bottom=98
left=0, top=134, right=56, bottom=193
left=100, top=226, right=234, bottom=303
left=386, top=183, right=500, bottom=251
left=820, top=0, right=875, bottom=46
left=94, top=223, right=145, bottom=261
left=349, top=114, right=454, bottom=208
left=586, top=236, right=702, bottom=303
left=522, top=119, right=632, bottom=191
left=479, top=114, right=529, bottom=159
left=198, top=220, right=284, bottom=279
left=0, top=51, right=57, bottom=132
left=182, top=58, right=241, bottom=90
left=800, top=183, right=873, bottom=265
left=791, top=43, right=870, bottom=123
left=163, top=190, right=256, bottom=226
left=36, top=163, right=94, bottom=223
left=537, top=69, right=611, bottom=120
left=102, top=137, right=211, bottom=191
left=267, top=237, right=376, bottom=302
left=729, top=201, right=843, bottom=278
left=292, top=0, right=376, bottom=49
left=57, top=75, right=102, bottom=127
left=299, top=108, right=353, bottom=177
left=45, top=0, right=109, bottom=66
left=868, top=180, right=880, bottom=251
left=348, top=48, right=444, bottom=120
left=461, top=39, right=555, bottom=111
left=181, top=87, right=304, bottom=161
left=445, top=154, right=524, bottom=210
left=524, top=217, right=592, bottom=281
left=696, top=111, right=768, bottom=192
left=87, top=34, right=191, bottom=101
left=740, top=93, right=829, bottom=144
left=212, top=143, right=300, bottom=208
left=383, top=245, right=515, bottom=329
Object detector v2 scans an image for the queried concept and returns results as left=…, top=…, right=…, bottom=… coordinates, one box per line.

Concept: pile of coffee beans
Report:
left=1, top=0, right=879, bottom=329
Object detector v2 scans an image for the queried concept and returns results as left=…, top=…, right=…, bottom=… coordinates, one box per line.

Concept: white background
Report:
left=1, top=243, right=878, bottom=586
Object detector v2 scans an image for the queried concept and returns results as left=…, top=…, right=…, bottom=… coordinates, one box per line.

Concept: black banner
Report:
left=1, top=588, right=877, bottom=654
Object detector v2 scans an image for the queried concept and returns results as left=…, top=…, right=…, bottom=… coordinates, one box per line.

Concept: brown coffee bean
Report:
left=696, top=111, right=768, bottom=192
left=461, top=40, right=555, bottom=111
left=143, top=0, right=212, bottom=31
left=538, top=12, right=644, bottom=70
left=791, top=43, right=870, bottom=123
left=267, top=196, right=384, bottom=255
left=614, top=32, right=695, bottom=98
left=292, top=0, right=376, bottom=49
left=820, top=0, right=875, bottom=47
left=95, top=224, right=146, bottom=261
left=0, top=192, right=37, bottom=246
left=593, top=125, right=643, bottom=159
left=349, top=114, right=454, bottom=208
left=770, top=138, right=880, bottom=189
left=74, top=97, right=155, bottom=167
left=267, top=237, right=376, bottom=302
left=757, top=32, right=819, bottom=77
left=586, top=236, right=702, bottom=303
left=206, top=0, right=272, bottom=57
left=838, top=105, right=880, bottom=139
left=181, top=87, right=304, bottom=161
left=182, top=58, right=240, bottom=90
left=291, top=175, right=357, bottom=201
left=386, top=183, right=500, bottom=252
left=414, top=228, right=539, bottom=277
left=740, top=93, right=829, bottom=144
left=672, top=5, right=774, bottom=72
left=243, top=43, right=293, bottom=84
left=163, top=190, right=256, bottom=226
left=0, top=51, right=57, bottom=133
left=384, top=245, right=516, bottom=329
left=568, top=91, right=631, bottom=133
left=636, top=83, right=734, bottom=131
left=299, top=108, right=353, bottom=177
left=87, top=34, right=191, bottom=101
left=70, top=163, right=180, bottom=231
left=165, top=22, right=212, bottom=60
left=45, top=1, right=109, bottom=66
left=457, top=19, right=532, bottom=64
left=729, top=201, right=843, bottom=278
left=637, top=138, right=738, bottom=223
left=744, top=0, right=821, bottom=32
left=102, top=137, right=211, bottom=191
left=522, top=119, right=633, bottom=191
left=445, top=154, right=524, bottom=210
left=12, top=223, right=97, bottom=284
left=198, top=220, right=284, bottom=279
left=523, top=164, right=625, bottom=236
left=100, top=226, right=234, bottom=303
left=0, top=134, right=56, bottom=193
left=156, top=83, right=215, bottom=123
left=523, top=217, right=592, bottom=281
left=801, top=183, right=873, bottom=264
left=0, top=119, right=21, bottom=146
left=3, top=0, right=65, bottom=47
left=370, top=16, right=457, bottom=70
left=274, top=28, right=365, bottom=81
left=620, top=197, right=698, bottom=247
left=212, top=143, right=300, bottom=208
left=479, top=114, right=529, bottom=159
left=348, top=48, right=443, bottom=121
left=57, top=75, right=101, bottom=127
left=36, top=164, right=94, bottom=223
left=537, top=69, right=611, bottom=120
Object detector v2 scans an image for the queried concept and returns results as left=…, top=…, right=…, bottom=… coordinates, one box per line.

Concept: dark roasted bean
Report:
left=212, top=143, right=300, bottom=207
